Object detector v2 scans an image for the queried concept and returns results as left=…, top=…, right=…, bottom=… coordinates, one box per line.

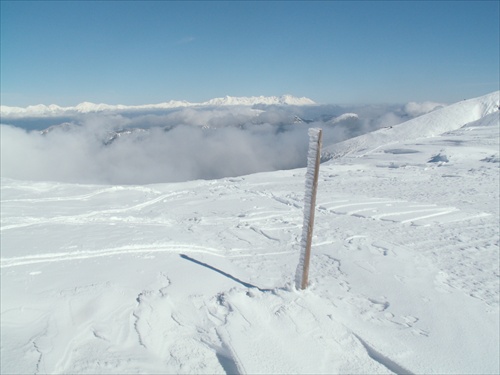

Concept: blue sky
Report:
left=1, top=1, right=499, bottom=106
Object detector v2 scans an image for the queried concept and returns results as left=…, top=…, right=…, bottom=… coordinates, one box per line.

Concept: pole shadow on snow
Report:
left=180, top=254, right=272, bottom=292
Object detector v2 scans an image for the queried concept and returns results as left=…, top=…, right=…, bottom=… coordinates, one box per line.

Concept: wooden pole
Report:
left=299, top=129, right=322, bottom=290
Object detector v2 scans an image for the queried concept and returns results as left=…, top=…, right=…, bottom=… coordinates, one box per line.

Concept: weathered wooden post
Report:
left=295, top=128, right=322, bottom=290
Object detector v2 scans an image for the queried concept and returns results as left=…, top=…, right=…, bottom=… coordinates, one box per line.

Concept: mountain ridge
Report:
left=0, top=95, right=316, bottom=118
left=324, top=91, right=499, bottom=159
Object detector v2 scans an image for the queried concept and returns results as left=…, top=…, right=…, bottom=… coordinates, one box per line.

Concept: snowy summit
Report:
left=0, top=95, right=316, bottom=117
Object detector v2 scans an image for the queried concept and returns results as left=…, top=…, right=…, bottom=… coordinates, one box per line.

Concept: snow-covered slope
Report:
left=1, top=92, right=499, bottom=374
left=0, top=95, right=316, bottom=118
left=324, top=91, right=499, bottom=158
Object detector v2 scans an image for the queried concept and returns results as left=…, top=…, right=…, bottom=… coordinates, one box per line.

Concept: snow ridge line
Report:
left=32, top=340, right=43, bottom=375
left=353, top=334, right=414, bottom=375
left=214, top=328, right=244, bottom=375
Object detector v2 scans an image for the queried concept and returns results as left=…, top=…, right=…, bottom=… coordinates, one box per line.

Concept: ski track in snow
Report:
left=1, top=190, right=487, bottom=269
left=0, top=244, right=295, bottom=268
left=0, top=191, right=187, bottom=231
left=318, top=197, right=490, bottom=226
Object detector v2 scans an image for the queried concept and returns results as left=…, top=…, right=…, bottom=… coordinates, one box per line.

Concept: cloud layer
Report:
left=1, top=103, right=444, bottom=185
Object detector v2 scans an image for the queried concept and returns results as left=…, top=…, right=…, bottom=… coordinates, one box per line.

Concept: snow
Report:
left=0, top=95, right=316, bottom=118
left=203, top=95, right=316, bottom=107
left=1, top=92, right=499, bottom=374
left=324, top=91, right=499, bottom=159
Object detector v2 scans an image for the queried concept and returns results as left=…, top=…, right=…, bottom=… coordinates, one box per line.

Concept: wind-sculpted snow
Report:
left=1, top=91, right=499, bottom=374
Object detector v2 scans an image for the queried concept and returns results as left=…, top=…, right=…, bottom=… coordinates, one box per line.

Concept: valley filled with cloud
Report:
left=1, top=97, right=444, bottom=184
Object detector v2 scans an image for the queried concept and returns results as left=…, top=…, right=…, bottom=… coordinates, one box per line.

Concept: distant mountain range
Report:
left=1, top=95, right=316, bottom=117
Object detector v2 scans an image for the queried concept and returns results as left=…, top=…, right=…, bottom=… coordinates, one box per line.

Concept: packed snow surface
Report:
left=1, top=92, right=499, bottom=374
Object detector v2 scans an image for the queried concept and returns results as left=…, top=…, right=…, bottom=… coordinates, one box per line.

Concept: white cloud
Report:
left=176, top=36, right=195, bottom=45
left=1, top=109, right=308, bottom=184
left=403, top=101, right=445, bottom=117
left=1, top=104, right=433, bottom=185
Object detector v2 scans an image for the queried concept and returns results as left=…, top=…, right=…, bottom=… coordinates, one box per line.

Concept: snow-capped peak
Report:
left=202, top=95, right=315, bottom=106
left=0, top=95, right=316, bottom=118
